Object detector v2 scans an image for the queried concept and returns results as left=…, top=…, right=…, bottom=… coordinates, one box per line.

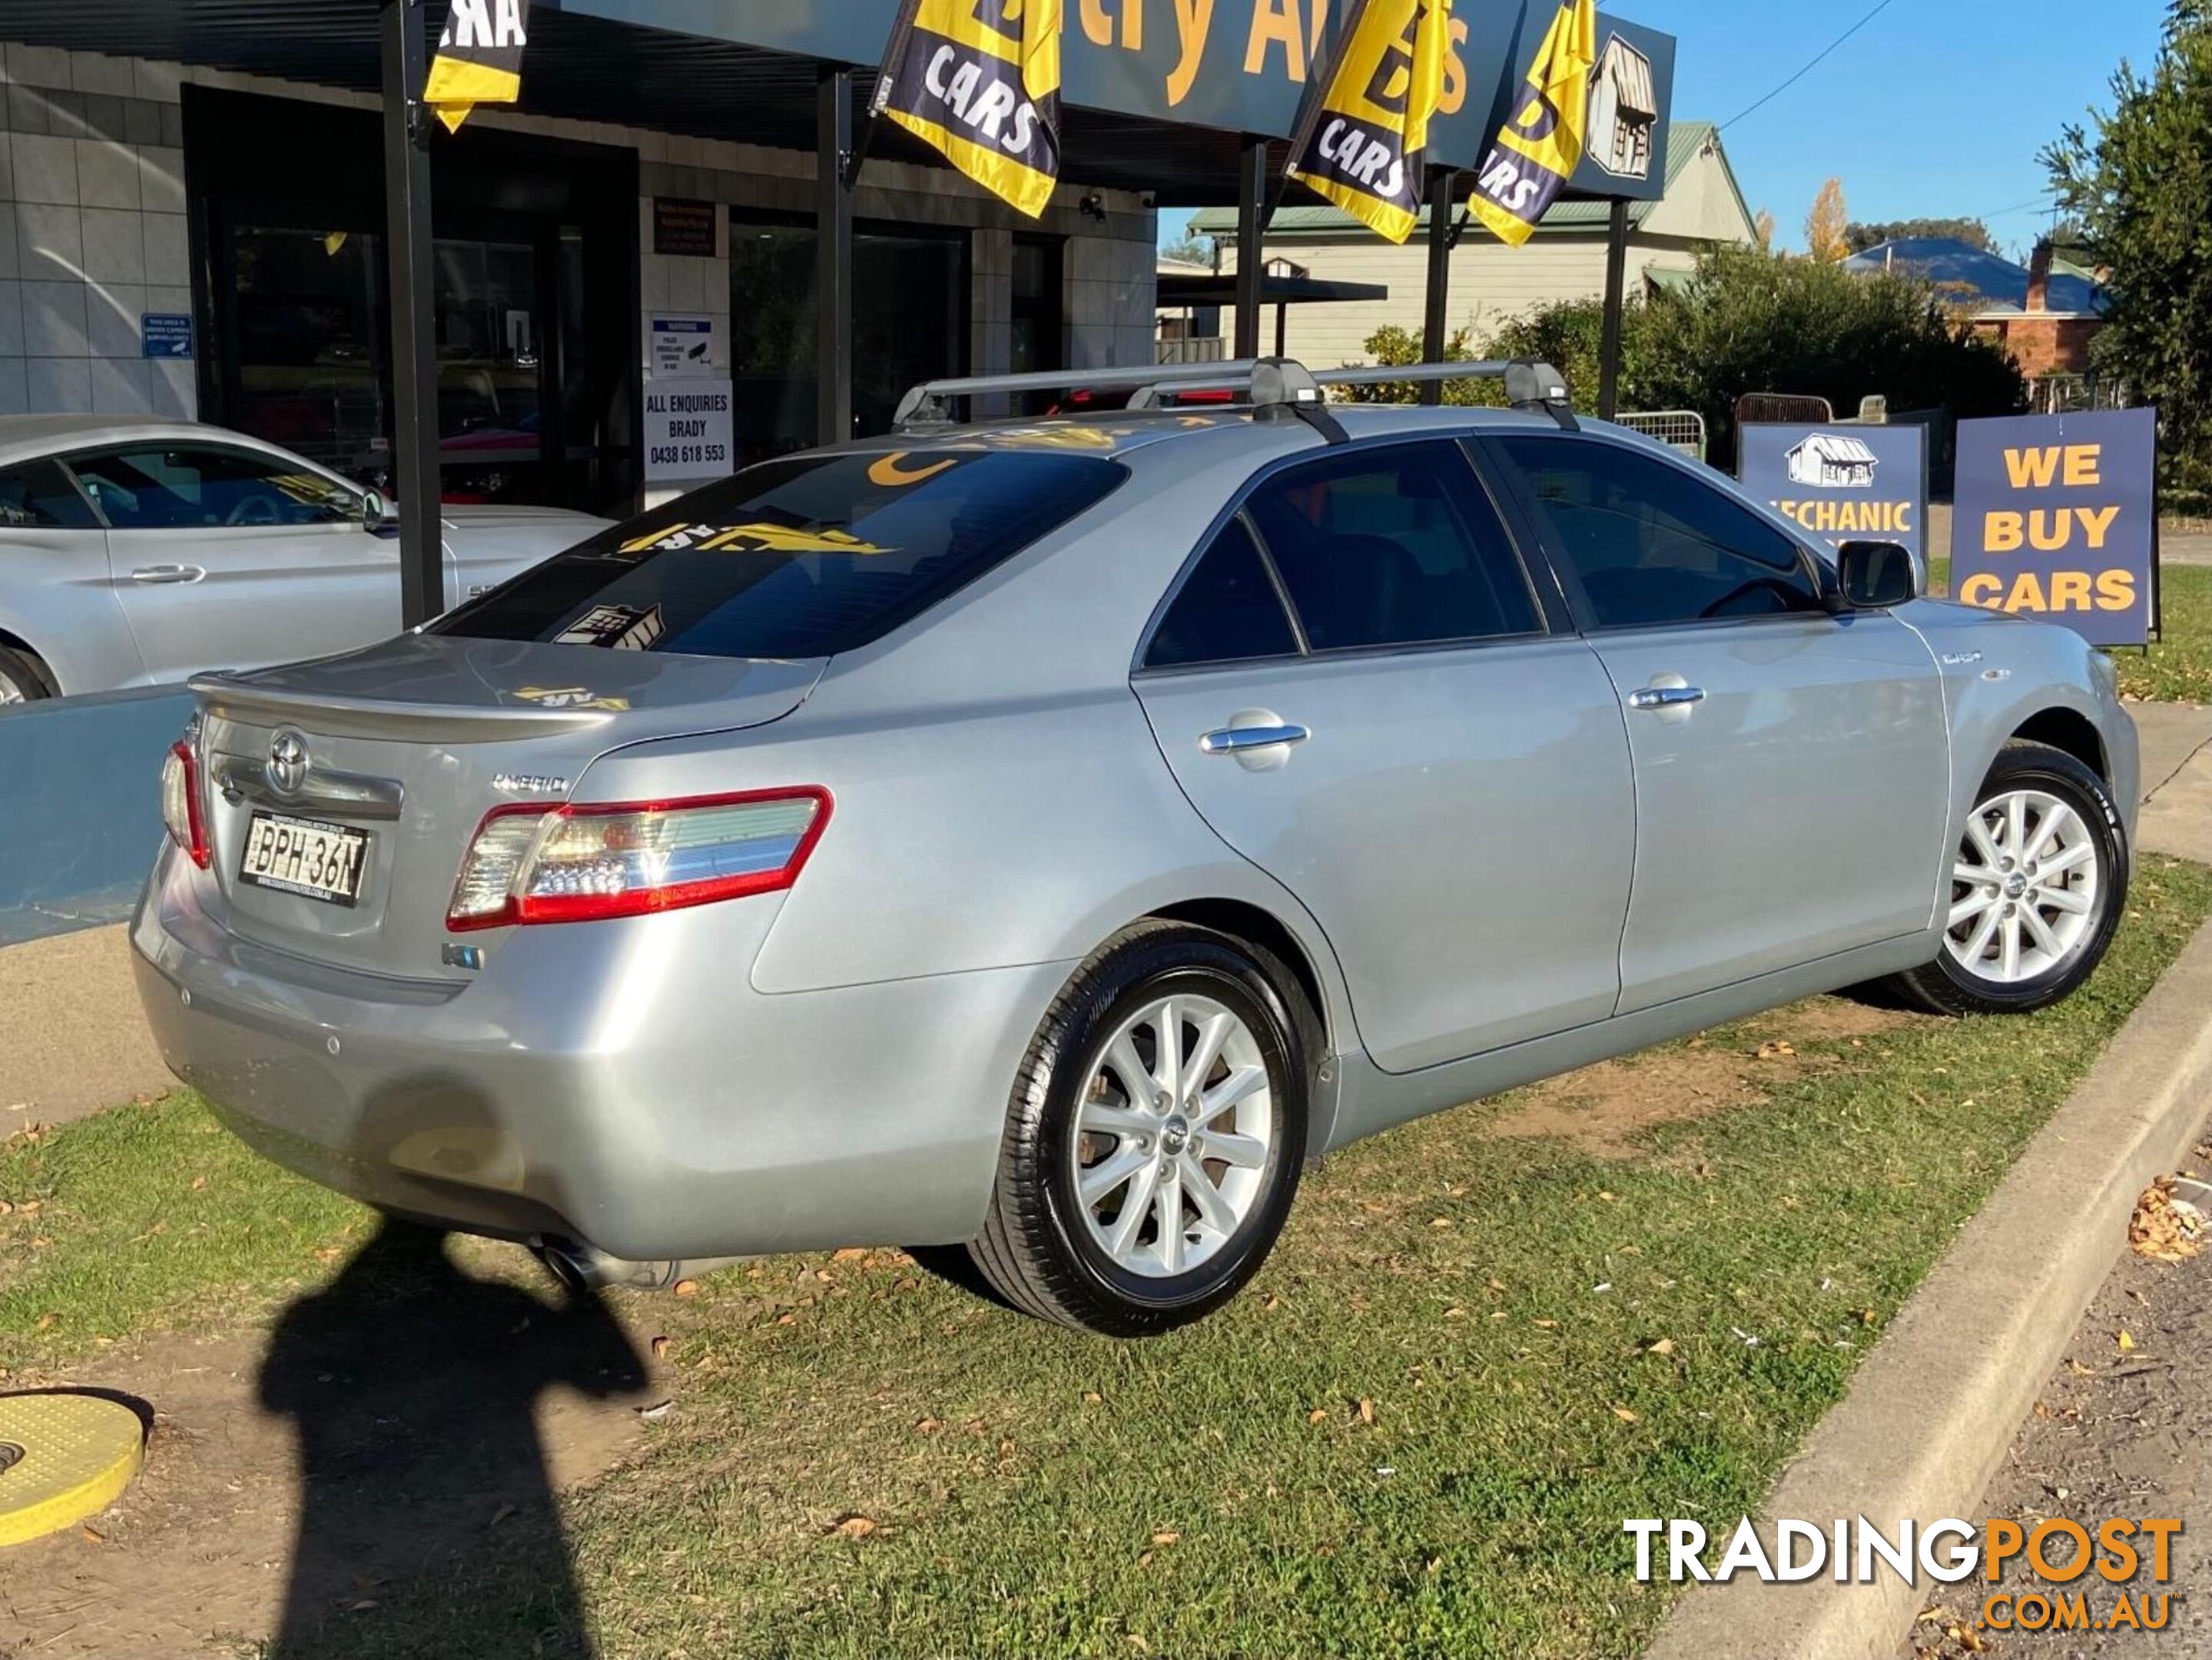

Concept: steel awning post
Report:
left=816, top=68, right=854, bottom=447
left=380, top=0, right=441, bottom=629
left=1419, top=168, right=1458, bottom=406
left=1598, top=198, right=1630, bottom=420
left=1233, top=138, right=1266, bottom=360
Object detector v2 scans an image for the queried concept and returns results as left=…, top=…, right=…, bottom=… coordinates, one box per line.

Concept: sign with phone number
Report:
left=644, top=380, right=732, bottom=483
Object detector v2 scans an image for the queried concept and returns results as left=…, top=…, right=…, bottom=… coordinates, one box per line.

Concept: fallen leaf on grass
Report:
left=1307, top=1408, right=1329, bottom=1425
left=1755, top=1041, right=1796, bottom=1061
left=831, top=1247, right=868, bottom=1262
left=831, top=1515, right=878, bottom=1539
left=672, top=1278, right=700, bottom=1298
left=1357, top=1398, right=1376, bottom=1425
left=1610, top=1405, right=1639, bottom=1424
left=649, top=1335, right=671, bottom=1360
left=1081, top=1391, right=1103, bottom=1406
left=2117, top=1330, right=2136, bottom=1353
left=79, top=1524, right=104, bottom=1544
left=915, top=1416, right=944, bottom=1434
left=1443, top=1306, right=1467, bottom=1320
left=1642, top=1337, right=1676, bottom=1357
left=35, top=1313, right=55, bottom=1331
left=1150, top=1529, right=1181, bottom=1546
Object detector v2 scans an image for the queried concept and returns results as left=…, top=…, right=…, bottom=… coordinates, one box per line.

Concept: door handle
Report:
left=130, top=563, right=205, bottom=584
left=1627, top=685, right=1706, bottom=711
left=1200, top=723, right=1310, bottom=755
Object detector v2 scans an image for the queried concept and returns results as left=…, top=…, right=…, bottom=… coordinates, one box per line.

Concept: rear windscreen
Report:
left=433, top=449, right=1128, bottom=659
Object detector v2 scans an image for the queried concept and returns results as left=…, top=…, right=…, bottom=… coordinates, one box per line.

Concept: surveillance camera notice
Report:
left=645, top=380, right=732, bottom=483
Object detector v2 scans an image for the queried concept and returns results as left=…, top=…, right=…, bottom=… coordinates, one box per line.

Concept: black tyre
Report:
left=0, top=645, right=52, bottom=704
left=967, top=922, right=1312, bottom=1336
left=1886, top=739, right=2128, bottom=1016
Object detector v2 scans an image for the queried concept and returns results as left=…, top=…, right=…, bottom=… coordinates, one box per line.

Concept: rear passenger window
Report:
left=1145, top=517, right=1300, bottom=669
left=1495, top=435, right=1824, bottom=628
left=1243, top=443, right=1539, bottom=652
left=0, top=460, right=97, bottom=530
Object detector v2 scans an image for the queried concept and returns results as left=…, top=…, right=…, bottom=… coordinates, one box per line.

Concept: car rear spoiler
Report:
left=189, top=672, right=620, bottom=742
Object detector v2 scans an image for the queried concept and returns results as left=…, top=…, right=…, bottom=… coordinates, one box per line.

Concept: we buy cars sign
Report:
left=1950, top=408, right=2157, bottom=648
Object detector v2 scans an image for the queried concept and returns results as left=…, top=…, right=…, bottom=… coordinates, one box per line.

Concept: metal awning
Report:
left=1156, top=274, right=1390, bottom=308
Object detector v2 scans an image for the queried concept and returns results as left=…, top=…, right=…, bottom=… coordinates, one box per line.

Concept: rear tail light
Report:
left=160, top=739, right=211, bottom=869
left=446, top=787, right=831, bottom=930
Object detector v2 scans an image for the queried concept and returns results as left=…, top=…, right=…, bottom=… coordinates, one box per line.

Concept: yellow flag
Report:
left=1285, top=0, right=1454, bottom=244
left=423, top=0, right=531, bottom=134
left=1467, top=0, right=1597, bottom=247
left=873, top=0, right=1063, bottom=220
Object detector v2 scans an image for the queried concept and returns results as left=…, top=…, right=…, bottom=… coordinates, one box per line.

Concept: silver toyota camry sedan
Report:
left=131, top=360, right=2138, bottom=1336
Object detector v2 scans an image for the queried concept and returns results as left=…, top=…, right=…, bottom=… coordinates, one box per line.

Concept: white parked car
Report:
left=0, top=417, right=609, bottom=702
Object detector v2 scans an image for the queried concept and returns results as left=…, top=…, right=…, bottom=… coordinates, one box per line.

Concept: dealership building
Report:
left=0, top=2, right=1676, bottom=523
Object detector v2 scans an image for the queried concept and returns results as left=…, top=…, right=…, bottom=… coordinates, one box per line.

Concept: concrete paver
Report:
left=2132, top=704, right=2212, bottom=866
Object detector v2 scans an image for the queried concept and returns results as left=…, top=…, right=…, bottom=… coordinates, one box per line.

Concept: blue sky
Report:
left=1163, top=0, right=2167, bottom=258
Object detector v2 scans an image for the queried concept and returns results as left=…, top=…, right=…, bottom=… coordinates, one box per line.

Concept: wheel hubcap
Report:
left=1945, top=786, right=2103, bottom=985
left=1069, top=993, right=1274, bottom=1280
left=0, top=673, right=24, bottom=707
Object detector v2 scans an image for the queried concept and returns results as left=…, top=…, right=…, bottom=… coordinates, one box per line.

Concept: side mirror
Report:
left=1835, top=540, right=1917, bottom=610
left=360, top=488, right=389, bottom=524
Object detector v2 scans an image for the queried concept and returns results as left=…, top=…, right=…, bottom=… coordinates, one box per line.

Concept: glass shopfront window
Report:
left=727, top=215, right=971, bottom=463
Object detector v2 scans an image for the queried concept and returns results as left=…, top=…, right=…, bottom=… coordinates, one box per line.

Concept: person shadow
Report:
left=257, top=1220, right=647, bottom=1658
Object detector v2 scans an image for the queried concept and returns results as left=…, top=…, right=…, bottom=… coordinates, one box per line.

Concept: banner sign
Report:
left=1738, top=422, right=1928, bottom=570
left=1950, top=408, right=2157, bottom=648
left=424, top=0, right=531, bottom=133
left=554, top=0, right=1674, bottom=198
left=1284, top=0, right=1451, bottom=244
left=872, top=0, right=1063, bottom=218
left=1467, top=0, right=1594, bottom=245
left=644, top=380, right=734, bottom=483
left=652, top=197, right=716, bottom=257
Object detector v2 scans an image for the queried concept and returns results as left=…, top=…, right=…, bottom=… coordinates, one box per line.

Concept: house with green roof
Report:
left=1183, top=121, right=1755, bottom=370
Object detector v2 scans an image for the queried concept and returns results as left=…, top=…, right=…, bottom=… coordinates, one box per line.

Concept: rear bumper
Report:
left=130, top=851, right=1069, bottom=1260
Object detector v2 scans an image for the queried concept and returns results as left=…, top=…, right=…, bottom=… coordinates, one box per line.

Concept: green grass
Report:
left=1928, top=559, right=2212, bottom=704
left=5, top=860, right=2208, bottom=1657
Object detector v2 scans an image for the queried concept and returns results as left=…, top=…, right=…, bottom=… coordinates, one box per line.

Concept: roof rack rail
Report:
left=1312, top=360, right=1579, bottom=430
left=892, top=360, right=1273, bottom=431
left=890, top=356, right=1578, bottom=437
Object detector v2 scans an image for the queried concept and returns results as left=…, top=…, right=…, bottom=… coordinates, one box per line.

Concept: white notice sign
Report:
left=644, top=380, right=732, bottom=483
left=650, top=313, right=719, bottom=377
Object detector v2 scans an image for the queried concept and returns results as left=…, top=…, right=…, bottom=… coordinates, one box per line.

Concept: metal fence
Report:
left=1617, top=410, right=1709, bottom=462
left=1156, top=335, right=1228, bottom=365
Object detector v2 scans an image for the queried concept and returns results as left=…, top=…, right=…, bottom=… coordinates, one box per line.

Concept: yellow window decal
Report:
left=868, top=452, right=964, bottom=487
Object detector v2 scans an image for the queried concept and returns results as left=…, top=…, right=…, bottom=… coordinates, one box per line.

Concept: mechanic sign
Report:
left=1739, top=421, right=1928, bottom=571
left=1951, top=407, right=2158, bottom=648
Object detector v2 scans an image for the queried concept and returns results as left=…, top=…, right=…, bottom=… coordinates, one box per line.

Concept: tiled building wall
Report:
left=0, top=38, right=1159, bottom=430
left=1, top=42, right=197, bottom=417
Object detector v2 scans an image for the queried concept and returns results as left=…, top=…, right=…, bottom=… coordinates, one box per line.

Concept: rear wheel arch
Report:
left=2008, top=706, right=2108, bottom=782
left=0, top=629, right=57, bottom=699
left=1144, top=897, right=1330, bottom=1061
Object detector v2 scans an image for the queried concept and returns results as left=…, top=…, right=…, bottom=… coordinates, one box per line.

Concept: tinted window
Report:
left=1145, top=517, right=1300, bottom=669
left=1244, top=443, right=1539, bottom=651
left=1496, top=436, right=1823, bottom=627
left=436, top=448, right=1126, bottom=659
left=68, top=447, right=360, bottom=530
left=0, top=460, right=97, bottom=529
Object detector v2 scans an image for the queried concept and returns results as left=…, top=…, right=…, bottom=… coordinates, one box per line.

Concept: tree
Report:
left=1844, top=217, right=1999, bottom=254
left=1159, top=231, right=1216, bottom=267
left=1752, top=208, right=1776, bottom=251
left=2045, top=0, right=2212, bottom=500
left=1805, top=179, right=1852, bottom=262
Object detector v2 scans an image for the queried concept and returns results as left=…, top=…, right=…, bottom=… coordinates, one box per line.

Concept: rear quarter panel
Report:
left=0, top=526, right=139, bottom=693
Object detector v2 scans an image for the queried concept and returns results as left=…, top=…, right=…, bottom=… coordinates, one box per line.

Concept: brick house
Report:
left=1843, top=236, right=2108, bottom=380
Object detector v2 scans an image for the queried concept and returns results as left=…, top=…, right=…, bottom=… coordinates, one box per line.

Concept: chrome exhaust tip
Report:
left=532, top=1237, right=742, bottom=1293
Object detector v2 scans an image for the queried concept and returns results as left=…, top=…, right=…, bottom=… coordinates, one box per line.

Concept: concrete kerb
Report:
left=1646, top=912, right=2212, bottom=1660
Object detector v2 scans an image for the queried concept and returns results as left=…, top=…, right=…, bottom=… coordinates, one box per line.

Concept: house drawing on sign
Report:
left=1589, top=35, right=1657, bottom=182
left=1786, top=433, right=1879, bottom=490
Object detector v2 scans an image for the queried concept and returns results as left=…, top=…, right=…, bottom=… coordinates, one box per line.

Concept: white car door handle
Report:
left=1200, top=723, right=1310, bottom=755
left=130, top=563, right=205, bottom=584
left=1628, top=685, right=1706, bottom=711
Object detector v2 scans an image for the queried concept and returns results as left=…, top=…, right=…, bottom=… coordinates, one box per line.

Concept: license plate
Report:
left=239, top=811, right=370, bottom=906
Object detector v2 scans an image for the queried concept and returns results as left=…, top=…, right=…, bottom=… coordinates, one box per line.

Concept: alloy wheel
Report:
left=1944, top=787, right=2103, bottom=984
left=1068, top=993, right=1275, bottom=1279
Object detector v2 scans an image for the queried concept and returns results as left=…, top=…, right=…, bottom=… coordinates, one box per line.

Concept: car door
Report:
left=1481, top=432, right=1948, bottom=1014
left=0, top=456, right=144, bottom=694
left=1132, top=438, right=1637, bottom=1080
left=66, top=442, right=395, bottom=683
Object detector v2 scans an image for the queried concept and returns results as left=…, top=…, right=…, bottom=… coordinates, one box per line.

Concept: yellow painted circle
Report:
left=0, top=1393, right=145, bottom=1547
